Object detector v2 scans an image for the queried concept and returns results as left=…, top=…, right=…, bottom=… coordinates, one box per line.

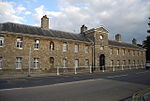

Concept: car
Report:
left=146, top=61, right=150, bottom=69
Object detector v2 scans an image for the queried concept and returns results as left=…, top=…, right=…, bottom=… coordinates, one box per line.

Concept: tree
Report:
left=148, top=17, right=150, bottom=33
left=143, top=36, right=150, bottom=61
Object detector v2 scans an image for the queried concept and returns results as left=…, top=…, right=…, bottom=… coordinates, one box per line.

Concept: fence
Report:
left=55, top=64, right=145, bottom=75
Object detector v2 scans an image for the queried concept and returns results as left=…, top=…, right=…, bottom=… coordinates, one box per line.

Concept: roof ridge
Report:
left=0, top=22, right=79, bottom=35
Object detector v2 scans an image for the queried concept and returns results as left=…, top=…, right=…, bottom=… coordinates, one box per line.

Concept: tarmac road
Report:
left=0, top=69, right=150, bottom=101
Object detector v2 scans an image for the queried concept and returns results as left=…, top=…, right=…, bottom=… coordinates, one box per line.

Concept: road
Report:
left=0, top=69, right=150, bottom=101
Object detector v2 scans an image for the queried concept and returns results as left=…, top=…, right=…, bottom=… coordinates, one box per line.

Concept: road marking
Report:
left=107, top=74, right=128, bottom=79
left=136, top=71, right=149, bottom=74
left=0, top=78, right=103, bottom=92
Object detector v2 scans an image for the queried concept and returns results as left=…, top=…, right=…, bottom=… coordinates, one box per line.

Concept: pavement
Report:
left=0, top=69, right=150, bottom=101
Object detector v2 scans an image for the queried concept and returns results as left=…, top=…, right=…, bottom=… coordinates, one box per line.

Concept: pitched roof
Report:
left=0, top=22, right=90, bottom=42
left=108, top=40, right=144, bottom=50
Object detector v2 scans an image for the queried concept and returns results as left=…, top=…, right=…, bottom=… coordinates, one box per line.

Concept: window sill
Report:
left=17, top=48, right=23, bottom=49
left=34, top=48, right=39, bottom=50
left=16, top=68, right=22, bottom=69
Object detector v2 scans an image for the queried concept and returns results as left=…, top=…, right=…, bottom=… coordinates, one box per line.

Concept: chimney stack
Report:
left=132, top=38, right=137, bottom=45
left=115, top=34, right=121, bottom=41
left=81, top=25, right=88, bottom=34
left=41, top=15, right=49, bottom=29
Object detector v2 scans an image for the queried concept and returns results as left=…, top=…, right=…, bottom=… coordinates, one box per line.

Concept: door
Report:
left=99, top=54, right=105, bottom=70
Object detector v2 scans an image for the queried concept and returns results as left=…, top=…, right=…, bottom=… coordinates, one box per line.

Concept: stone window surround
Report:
left=50, top=41, right=54, bottom=51
left=74, top=44, right=79, bottom=53
left=16, top=57, right=22, bottom=69
left=0, top=36, right=4, bottom=47
left=34, top=39, right=40, bottom=50
left=74, top=59, right=79, bottom=68
left=63, top=42, right=68, bottom=52
left=16, top=37, right=23, bottom=49
left=33, top=58, right=39, bottom=69
left=63, top=58, right=67, bottom=68
left=85, top=59, right=89, bottom=66
left=85, top=45, right=89, bottom=53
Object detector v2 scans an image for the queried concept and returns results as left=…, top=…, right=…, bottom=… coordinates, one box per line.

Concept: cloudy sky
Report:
left=0, top=0, right=150, bottom=43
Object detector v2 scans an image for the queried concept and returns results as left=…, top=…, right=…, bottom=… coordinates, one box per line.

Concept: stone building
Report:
left=0, top=15, right=146, bottom=73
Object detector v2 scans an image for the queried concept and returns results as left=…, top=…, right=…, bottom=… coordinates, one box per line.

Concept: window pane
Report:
left=75, top=59, right=79, bottom=68
left=0, top=37, right=4, bottom=47
left=85, top=46, right=88, bottom=53
left=16, top=38, right=23, bottom=48
left=63, top=43, right=67, bottom=52
left=16, top=57, right=22, bottom=69
left=34, top=40, right=39, bottom=49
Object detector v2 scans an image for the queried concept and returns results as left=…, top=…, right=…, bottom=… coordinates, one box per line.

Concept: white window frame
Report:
left=99, top=35, right=103, bottom=40
left=117, top=60, right=120, bottom=66
left=123, top=49, right=125, bottom=55
left=133, top=60, right=135, bottom=66
left=34, top=40, right=40, bottom=50
left=50, top=41, right=54, bottom=51
left=16, top=57, right=22, bottom=69
left=16, top=38, right=23, bottom=49
left=123, top=60, right=126, bottom=66
left=85, top=59, right=89, bottom=66
left=110, top=60, right=113, bottom=67
left=85, top=46, right=89, bottom=53
left=74, top=59, right=79, bottom=68
left=110, top=48, right=113, bottom=54
left=63, top=42, right=67, bottom=52
left=34, top=58, right=39, bottom=69
left=100, top=46, right=104, bottom=50
left=0, top=37, right=4, bottom=47
left=117, top=49, right=119, bottom=55
left=74, top=44, right=79, bottom=53
left=63, top=59, right=67, bottom=68
left=0, top=57, right=3, bottom=69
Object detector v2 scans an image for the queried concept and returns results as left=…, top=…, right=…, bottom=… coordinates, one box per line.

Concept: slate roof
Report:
left=108, top=40, right=144, bottom=50
left=0, top=22, right=90, bottom=42
left=0, top=22, right=144, bottom=50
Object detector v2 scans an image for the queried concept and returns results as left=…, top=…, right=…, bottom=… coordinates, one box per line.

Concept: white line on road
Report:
left=136, top=71, right=149, bottom=74
left=107, top=74, right=128, bottom=79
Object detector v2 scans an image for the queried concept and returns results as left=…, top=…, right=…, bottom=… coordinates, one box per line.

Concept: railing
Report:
left=56, top=64, right=145, bottom=75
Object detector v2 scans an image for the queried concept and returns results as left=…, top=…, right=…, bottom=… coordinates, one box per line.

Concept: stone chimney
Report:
left=115, top=34, right=121, bottom=41
left=41, top=15, right=49, bottom=29
left=132, top=38, right=137, bottom=45
left=81, top=25, right=88, bottom=34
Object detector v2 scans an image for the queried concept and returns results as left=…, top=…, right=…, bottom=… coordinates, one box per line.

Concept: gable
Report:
left=94, top=26, right=109, bottom=33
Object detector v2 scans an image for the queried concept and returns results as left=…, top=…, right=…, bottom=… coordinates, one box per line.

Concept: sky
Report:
left=0, top=0, right=150, bottom=43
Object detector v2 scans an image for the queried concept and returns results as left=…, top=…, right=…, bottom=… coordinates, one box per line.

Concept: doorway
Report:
left=99, top=54, right=105, bottom=70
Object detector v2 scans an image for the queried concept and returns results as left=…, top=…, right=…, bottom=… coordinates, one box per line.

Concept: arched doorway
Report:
left=50, top=57, right=54, bottom=68
left=99, top=54, right=105, bottom=70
